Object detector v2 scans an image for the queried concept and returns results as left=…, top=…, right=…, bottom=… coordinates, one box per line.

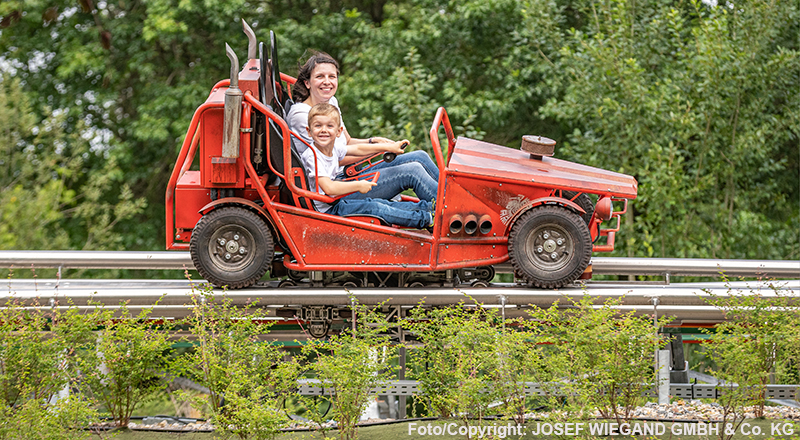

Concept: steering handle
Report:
left=383, top=141, right=409, bottom=163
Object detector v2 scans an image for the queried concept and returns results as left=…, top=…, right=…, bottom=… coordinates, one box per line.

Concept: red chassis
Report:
left=165, top=26, right=637, bottom=289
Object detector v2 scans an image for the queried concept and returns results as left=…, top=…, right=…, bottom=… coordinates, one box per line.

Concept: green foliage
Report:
left=0, top=300, right=100, bottom=439
left=173, top=285, right=299, bottom=440
left=535, top=0, right=800, bottom=260
left=403, top=302, right=505, bottom=424
left=302, top=299, right=396, bottom=440
left=75, top=302, right=174, bottom=427
left=524, top=295, right=670, bottom=426
left=701, top=282, right=800, bottom=440
left=0, top=300, right=67, bottom=407
left=0, top=397, right=100, bottom=440
left=0, top=71, right=145, bottom=252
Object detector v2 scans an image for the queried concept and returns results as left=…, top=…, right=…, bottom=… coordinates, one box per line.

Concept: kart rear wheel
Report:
left=190, top=207, right=274, bottom=289
left=509, top=205, right=591, bottom=289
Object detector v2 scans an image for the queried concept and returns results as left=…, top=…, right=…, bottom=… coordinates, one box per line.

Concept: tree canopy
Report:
left=0, top=0, right=797, bottom=260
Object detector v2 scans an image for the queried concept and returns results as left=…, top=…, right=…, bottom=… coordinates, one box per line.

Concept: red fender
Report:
left=198, top=197, right=277, bottom=234
left=504, top=196, right=586, bottom=235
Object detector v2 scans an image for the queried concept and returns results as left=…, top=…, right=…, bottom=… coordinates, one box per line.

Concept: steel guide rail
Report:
left=0, top=251, right=798, bottom=278
left=296, top=379, right=799, bottom=399
left=0, top=252, right=797, bottom=321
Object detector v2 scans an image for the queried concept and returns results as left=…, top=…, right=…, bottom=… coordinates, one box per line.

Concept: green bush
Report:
left=702, top=281, right=800, bottom=440
left=302, top=299, right=396, bottom=440
left=173, top=285, right=300, bottom=440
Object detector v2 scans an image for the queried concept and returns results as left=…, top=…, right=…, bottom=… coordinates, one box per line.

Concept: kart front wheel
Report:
left=509, top=205, right=591, bottom=289
left=190, top=207, right=273, bottom=289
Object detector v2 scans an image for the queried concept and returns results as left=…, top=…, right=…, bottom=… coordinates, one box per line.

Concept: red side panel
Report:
left=175, top=171, right=208, bottom=233
left=276, top=210, right=433, bottom=267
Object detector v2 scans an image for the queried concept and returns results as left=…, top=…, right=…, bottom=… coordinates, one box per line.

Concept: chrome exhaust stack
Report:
left=222, top=43, right=242, bottom=159
left=242, top=19, right=257, bottom=61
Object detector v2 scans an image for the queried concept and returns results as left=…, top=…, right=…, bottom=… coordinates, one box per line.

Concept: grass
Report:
left=107, top=418, right=800, bottom=439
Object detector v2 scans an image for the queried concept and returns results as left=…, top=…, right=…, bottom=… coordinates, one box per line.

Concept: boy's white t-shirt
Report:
left=300, top=141, right=348, bottom=213
left=286, top=96, right=348, bottom=156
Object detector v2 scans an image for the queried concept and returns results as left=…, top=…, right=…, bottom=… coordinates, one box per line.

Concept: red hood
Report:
left=447, top=137, right=638, bottom=198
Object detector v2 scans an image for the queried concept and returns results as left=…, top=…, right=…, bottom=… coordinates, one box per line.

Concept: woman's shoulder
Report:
left=287, top=101, right=311, bottom=119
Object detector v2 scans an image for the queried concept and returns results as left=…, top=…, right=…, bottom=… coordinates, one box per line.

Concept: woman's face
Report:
left=305, top=63, right=338, bottom=105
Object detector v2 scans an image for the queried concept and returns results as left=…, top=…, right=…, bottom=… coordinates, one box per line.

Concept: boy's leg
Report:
left=330, top=198, right=431, bottom=229
left=341, top=161, right=438, bottom=202
left=370, top=198, right=432, bottom=212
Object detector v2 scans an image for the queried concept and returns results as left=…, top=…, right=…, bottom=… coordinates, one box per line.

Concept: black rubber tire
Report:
left=562, top=191, right=594, bottom=225
left=190, top=207, right=273, bottom=289
left=509, top=205, right=592, bottom=289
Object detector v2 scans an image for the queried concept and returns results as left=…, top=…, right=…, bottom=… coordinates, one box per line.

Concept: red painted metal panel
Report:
left=275, top=210, right=433, bottom=267
left=448, top=137, right=638, bottom=198
left=437, top=242, right=509, bottom=266
left=174, top=171, right=208, bottom=235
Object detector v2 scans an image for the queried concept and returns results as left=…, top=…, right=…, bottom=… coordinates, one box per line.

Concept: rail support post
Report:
left=657, top=349, right=670, bottom=404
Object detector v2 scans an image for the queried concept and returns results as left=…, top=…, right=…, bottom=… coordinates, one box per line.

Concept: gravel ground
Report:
left=127, top=401, right=800, bottom=432
left=624, top=400, right=800, bottom=422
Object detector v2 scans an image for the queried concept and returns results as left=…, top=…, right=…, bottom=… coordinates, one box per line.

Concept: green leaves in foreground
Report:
left=173, top=286, right=300, bottom=440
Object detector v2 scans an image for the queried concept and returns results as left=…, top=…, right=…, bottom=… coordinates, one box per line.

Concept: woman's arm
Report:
left=343, top=127, right=394, bottom=145
left=345, top=140, right=407, bottom=158
left=317, top=176, right=376, bottom=196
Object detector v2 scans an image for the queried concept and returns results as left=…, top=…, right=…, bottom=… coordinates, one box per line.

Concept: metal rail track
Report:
left=1, top=251, right=797, bottom=278
left=1, top=252, right=797, bottom=323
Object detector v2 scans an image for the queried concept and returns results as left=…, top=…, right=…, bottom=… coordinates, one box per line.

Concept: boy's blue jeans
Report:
left=328, top=198, right=433, bottom=229
left=338, top=151, right=439, bottom=202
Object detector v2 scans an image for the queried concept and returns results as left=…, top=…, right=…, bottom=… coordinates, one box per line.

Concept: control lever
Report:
left=383, top=141, right=409, bottom=163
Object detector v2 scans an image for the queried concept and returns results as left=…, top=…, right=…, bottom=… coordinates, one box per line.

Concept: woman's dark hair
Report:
left=292, top=52, right=340, bottom=103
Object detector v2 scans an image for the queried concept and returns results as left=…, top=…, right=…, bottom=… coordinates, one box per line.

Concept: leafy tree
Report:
left=531, top=0, right=800, bottom=260
left=0, top=0, right=796, bottom=261
left=174, top=286, right=299, bottom=440
left=302, top=300, right=396, bottom=440
left=75, top=302, right=173, bottom=427
left=701, top=281, right=800, bottom=440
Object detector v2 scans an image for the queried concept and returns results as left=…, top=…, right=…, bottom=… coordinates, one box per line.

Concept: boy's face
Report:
left=307, top=114, right=343, bottom=148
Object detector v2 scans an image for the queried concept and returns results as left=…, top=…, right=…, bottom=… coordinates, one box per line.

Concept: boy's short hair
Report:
left=308, top=103, right=341, bottom=127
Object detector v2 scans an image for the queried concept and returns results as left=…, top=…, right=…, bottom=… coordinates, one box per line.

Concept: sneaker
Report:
left=425, top=211, right=435, bottom=233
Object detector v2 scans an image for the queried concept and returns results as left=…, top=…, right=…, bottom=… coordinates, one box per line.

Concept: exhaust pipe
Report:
left=449, top=215, right=463, bottom=234
left=479, top=215, right=492, bottom=235
left=242, top=19, right=257, bottom=61
left=222, top=43, right=242, bottom=159
left=464, top=215, right=478, bottom=235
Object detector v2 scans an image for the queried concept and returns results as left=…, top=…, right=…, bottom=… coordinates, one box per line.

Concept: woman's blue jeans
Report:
left=338, top=150, right=439, bottom=202
left=329, top=198, right=433, bottom=229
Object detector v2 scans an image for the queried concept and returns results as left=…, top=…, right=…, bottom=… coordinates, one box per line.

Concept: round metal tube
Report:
left=3, top=279, right=797, bottom=310
left=223, top=43, right=242, bottom=158
left=242, top=19, right=257, bottom=60
left=479, top=214, right=492, bottom=235
left=1, top=252, right=797, bottom=278
left=464, top=214, right=478, bottom=235
left=449, top=215, right=463, bottom=234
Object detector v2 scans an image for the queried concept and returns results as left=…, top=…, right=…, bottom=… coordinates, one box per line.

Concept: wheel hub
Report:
left=208, top=226, right=255, bottom=271
left=526, top=224, right=572, bottom=271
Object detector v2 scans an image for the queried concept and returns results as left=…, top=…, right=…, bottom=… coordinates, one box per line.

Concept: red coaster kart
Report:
left=165, top=22, right=637, bottom=289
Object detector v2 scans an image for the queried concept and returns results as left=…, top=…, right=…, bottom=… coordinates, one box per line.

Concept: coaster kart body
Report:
left=165, top=23, right=638, bottom=290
